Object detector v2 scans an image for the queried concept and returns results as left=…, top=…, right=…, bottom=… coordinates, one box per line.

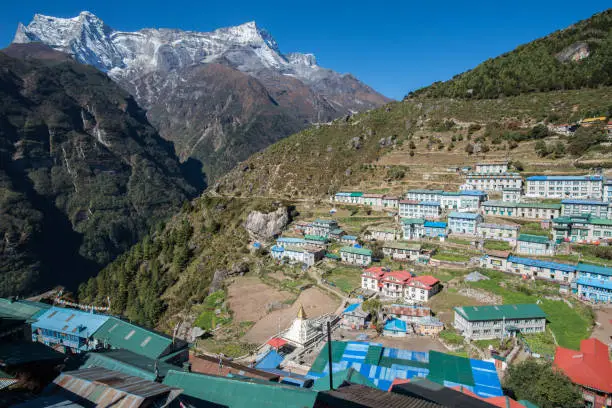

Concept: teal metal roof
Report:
left=0, top=298, right=51, bottom=321
left=401, top=218, right=426, bottom=225
left=93, top=316, right=184, bottom=359
left=517, top=234, right=550, bottom=244
left=454, top=304, right=546, bottom=321
left=311, top=368, right=376, bottom=391
left=576, top=262, right=612, bottom=277
left=516, top=202, right=562, bottom=210
left=304, top=234, right=327, bottom=242
left=80, top=350, right=177, bottom=380
left=483, top=200, right=517, bottom=208
left=0, top=341, right=64, bottom=366
left=163, top=370, right=318, bottom=408
left=340, top=246, right=372, bottom=256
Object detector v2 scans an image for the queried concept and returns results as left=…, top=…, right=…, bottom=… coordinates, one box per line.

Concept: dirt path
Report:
left=590, top=308, right=612, bottom=345
left=243, top=287, right=340, bottom=344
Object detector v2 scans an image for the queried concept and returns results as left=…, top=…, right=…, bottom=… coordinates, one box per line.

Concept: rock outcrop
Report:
left=244, top=207, right=289, bottom=241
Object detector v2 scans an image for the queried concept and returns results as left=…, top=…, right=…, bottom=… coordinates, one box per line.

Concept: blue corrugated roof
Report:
left=576, top=277, right=612, bottom=290
left=384, top=318, right=407, bottom=332
left=277, top=237, right=305, bottom=244
left=256, top=350, right=285, bottom=370
left=562, top=199, right=608, bottom=205
left=424, top=221, right=447, bottom=228
left=507, top=256, right=575, bottom=272
left=448, top=212, right=480, bottom=219
left=32, top=307, right=109, bottom=338
left=527, top=175, right=603, bottom=181
left=460, top=190, right=487, bottom=196
left=341, top=235, right=357, bottom=240
left=576, top=262, right=612, bottom=277
left=271, top=245, right=284, bottom=252
left=419, top=201, right=441, bottom=206
left=343, top=303, right=361, bottom=314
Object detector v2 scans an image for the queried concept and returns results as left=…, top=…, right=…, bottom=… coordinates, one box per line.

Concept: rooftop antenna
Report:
left=327, top=321, right=334, bottom=391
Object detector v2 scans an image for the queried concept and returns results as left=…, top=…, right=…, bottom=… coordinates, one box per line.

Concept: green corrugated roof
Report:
left=401, top=218, right=426, bottom=225
left=340, top=246, right=372, bottom=256
left=483, top=200, right=517, bottom=208
left=518, top=234, right=550, bottom=244
left=93, top=316, right=182, bottom=359
left=383, top=242, right=421, bottom=251
left=454, top=304, right=546, bottom=321
left=427, top=351, right=474, bottom=387
left=0, top=298, right=51, bottom=321
left=163, top=370, right=318, bottom=408
left=591, top=217, right=612, bottom=226
left=516, top=202, right=562, bottom=209
left=312, top=368, right=376, bottom=391
left=80, top=350, right=176, bottom=380
left=0, top=341, right=64, bottom=366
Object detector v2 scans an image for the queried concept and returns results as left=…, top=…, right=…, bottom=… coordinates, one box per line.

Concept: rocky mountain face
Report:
left=14, top=12, right=391, bottom=181
left=0, top=43, right=196, bottom=296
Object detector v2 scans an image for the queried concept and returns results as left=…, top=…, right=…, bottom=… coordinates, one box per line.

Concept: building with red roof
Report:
left=361, top=268, right=441, bottom=303
left=554, top=338, right=612, bottom=407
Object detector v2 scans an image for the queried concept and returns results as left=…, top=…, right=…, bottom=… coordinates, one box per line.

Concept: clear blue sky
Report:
left=1, top=1, right=609, bottom=99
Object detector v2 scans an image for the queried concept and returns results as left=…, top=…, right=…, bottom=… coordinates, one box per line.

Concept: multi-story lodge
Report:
left=334, top=192, right=363, bottom=204
left=424, top=221, right=447, bottom=238
left=481, top=201, right=561, bottom=220
left=561, top=199, right=611, bottom=219
left=271, top=245, right=325, bottom=267
left=502, top=187, right=521, bottom=203
left=552, top=215, right=612, bottom=243
left=276, top=237, right=307, bottom=248
left=574, top=263, right=612, bottom=303
left=516, top=234, right=555, bottom=256
left=405, top=190, right=486, bottom=211
left=477, top=223, right=519, bottom=243
left=399, top=200, right=441, bottom=219
left=382, top=195, right=400, bottom=209
left=401, top=218, right=425, bottom=240
left=507, top=256, right=577, bottom=283
left=447, top=212, right=483, bottom=235
left=361, top=267, right=441, bottom=303
left=340, top=246, right=372, bottom=266
left=525, top=175, right=604, bottom=199
left=305, top=219, right=339, bottom=237
left=405, top=189, right=443, bottom=202
left=366, top=226, right=397, bottom=242
left=31, top=307, right=110, bottom=354
left=475, top=161, right=509, bottom=174
left=462, top=172, right=522, bottom=192
left=382, top=242, right=421, bottom=261
left=453, top=304, right=546, bottom=340
left=304, top=234, right=328, bottom=246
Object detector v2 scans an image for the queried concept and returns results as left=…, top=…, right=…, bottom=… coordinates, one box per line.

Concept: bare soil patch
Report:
left=227, top=276, right=293, bottom=323
left=590, top=308, right=612, bottom=345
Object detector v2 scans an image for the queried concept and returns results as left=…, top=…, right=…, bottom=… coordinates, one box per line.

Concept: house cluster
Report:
left=480, top=251, right=612, bottom=303
left=383, top=304, right=444, bottom=337
left=547, top=115, right=611, bottom=137
left=453, top=303, right=547, bottom=340
left=361, top=267, right=441, bottom=303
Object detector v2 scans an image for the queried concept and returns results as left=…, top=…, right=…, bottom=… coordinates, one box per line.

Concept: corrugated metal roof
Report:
left=33, top=307, right=109, bottom=339
left=384, top=319, right=407, bottom=332
left=93, top=317, right=183, bottom=360
left=516, top=202, right=562, bottom=209
left=517, top=234, right=550, bottom=244
left=479, top=223, right=519, bottom=230
left=454, top=304, right=546, bottom=321
left=163, top=370, right=318, bottom=408
left=383, top=242, right=421, bottom=250
left=460, top=190, right=488, bottom=196
left=304, top=234, right=327, bottom=241
left=562, top=199, right=608, bottom=206
left=0, top=298, right=51, bottom=321
left=341, top=246, right=372, bottom=256
left=507, top=256, right=575, bottom=272
left=448, top=212, right=481, bottom=220
left=576, top=262, right=612, bottom=277
left=418, top=201, right=441, bottom=206
left=527, top=175, right=602, bottom=181
left=277, top=237, right=306, bottom=244
left=315, top=383, right=443, bottom=407
left=0, top=341, right=64, bottom=366
left=424, top=221, right=447, bottom=228
left=576, top=277, right=612, bottom=290
left=81, top=350, right=178, bottom=380
left=343, top=303, right=360, bottom=314
left=483, top=200, right=517, bottom=208
left=401, top=218, right=426, bottom=225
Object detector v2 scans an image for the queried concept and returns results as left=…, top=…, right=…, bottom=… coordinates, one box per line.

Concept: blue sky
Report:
left=1, top=1, right=609, bottom=99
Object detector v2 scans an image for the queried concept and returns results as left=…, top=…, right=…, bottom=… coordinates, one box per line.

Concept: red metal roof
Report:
left=399, top=200, right=419, bottom=204
left=382, top=270, right=413, bottom=283
left=362, top=267, right=386, bottom=278
left=267, top=338, right=288, bottom=349
left=452, top=386, right=527, bottom=407
left=411, top=276, right=440, bottom=287
left=554, top=338, right=612, bottom=393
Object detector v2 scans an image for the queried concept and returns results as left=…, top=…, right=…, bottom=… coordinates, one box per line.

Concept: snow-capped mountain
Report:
left=13, top=12, right=391, bottom=181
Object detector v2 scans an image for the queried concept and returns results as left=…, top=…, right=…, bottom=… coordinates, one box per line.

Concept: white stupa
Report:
left=281, top=304, right=325, bottom=348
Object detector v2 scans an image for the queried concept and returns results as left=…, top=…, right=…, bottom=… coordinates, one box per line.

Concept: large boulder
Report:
left=244, top=207, right=289, bottom=241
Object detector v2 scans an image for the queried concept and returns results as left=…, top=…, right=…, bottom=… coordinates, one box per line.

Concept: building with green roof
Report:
left=92, top=316, right=188, bottom=363
left=516, top=234, right=554, bottom=256
left=401, top=218, right=426, bottom=240
left=382, top=242, right=421, bottom=261
left=454, top=304, right=546, bottom=340
left=163, top=370, right=318, bottom=408
left=552, top=214, right=612, bottom=243
left=0, top=298, right=51, bottom=322
left=80, top=349, right=178, bottom=380
left=340, top=246, right=372, bottom=266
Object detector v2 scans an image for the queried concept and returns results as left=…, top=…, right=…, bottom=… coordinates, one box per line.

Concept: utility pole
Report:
left=327, top=321, right=334, bottom=391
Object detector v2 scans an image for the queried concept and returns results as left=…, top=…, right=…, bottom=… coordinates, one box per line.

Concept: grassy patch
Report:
left=432, top=251, right=471, bottom=262
left=439, top=329, right=464, bottom=345
left=194, top=290, right=232, bottom=330
left=324, top=266, right=363, bottom=293
left=523, top=330, right=557, bottom=357
left=518, top=222, right=551, bottom=237
left=197, top=338, right=258, bottom=358
left=447, top=237, right=471, bottom=246
left=484, top=240, right=512, bottom=251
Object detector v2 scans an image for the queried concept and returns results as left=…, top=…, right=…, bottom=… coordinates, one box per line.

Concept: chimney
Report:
left=183, top=362, right=192, bottom=372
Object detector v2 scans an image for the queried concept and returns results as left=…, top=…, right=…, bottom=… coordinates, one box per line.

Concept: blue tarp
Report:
left=383, top=319, right=406, bottom=333
left=255, top=350, right=285, bottom=370
left=343, top=303, right=361, bottom=314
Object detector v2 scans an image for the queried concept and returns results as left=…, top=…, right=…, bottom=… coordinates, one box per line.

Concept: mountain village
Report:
left=2, top=7, right=612, bottom=408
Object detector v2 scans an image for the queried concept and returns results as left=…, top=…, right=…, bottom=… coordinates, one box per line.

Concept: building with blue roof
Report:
left=448, top=212, right=483, bottom=235
left=341, top=303, right=370, bottom=329
left=383, top=318, right=408, bottom=337
left=424, top=221, right=447, bottom=238
left=576, top=262, right=612, bottom=278
left=561, top=199, right=611, bottom=219
left=31, top=307, right=110, bottom=353
left=340, top=235, right=357, bottom=245
left=576, top=277, right=612, bottom=303
left=506, top=256, right=576, bottom=283
left=276, top=237, right=306, bottom=247
left=525, top=174, right=604, bottom=200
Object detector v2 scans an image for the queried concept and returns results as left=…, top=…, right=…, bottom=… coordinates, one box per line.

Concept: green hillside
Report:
left=410, top=9, right=612, bottom=99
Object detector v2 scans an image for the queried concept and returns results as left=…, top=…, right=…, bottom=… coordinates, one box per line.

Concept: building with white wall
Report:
left=475, top=162, right=509, bottom=174
left=561, top=200, right=611, bottom=219
left=463, top=173, right=522, bottom=192
left=399, top=200, right=441, bottom=219
left=447, top=212, right=483, bottom=235
left=525, top=175, right=603, bottom=200
left=454, top=304, right=546, bottom=340
left=401, top=218, right=425, bottom=240
left=502, top=188, right=521, bottom=203
left=477, top=223, right=519, bottom=243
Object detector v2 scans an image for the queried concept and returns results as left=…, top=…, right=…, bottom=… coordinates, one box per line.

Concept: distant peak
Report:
left=286, top=52, right=318, bottom=67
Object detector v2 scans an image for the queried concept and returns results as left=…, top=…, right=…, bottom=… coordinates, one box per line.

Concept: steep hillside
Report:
left=0, top=44, right=196, bottom=296
left=13, top=12, right=391, bottom=182
left=215, top=87, right=612, bottom=199
left=411, top=9, right=612, bottom=99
